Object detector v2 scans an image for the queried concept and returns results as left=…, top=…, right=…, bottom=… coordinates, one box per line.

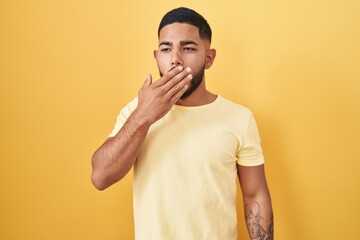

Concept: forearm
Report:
left=91, top=109, right=151, bottom=190
left=244, top=192, right=274, bottom=240
left=238, top=164, right=274, bottom=239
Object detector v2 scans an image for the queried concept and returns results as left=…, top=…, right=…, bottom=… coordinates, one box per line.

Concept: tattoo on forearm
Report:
left=266, top=222, right=274, bottom=240
left=245, top=201, right=274, bottom=240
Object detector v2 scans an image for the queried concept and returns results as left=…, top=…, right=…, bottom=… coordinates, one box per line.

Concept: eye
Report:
left=184, top=47, right=196, bottom=52
left=161, top=48, right=171, bottom=52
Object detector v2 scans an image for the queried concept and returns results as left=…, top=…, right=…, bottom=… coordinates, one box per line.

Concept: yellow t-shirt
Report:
left=109, top=95, right=264, bottom=240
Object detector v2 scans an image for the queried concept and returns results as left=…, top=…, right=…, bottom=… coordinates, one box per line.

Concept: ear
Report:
left=153, top=50, right=158, bottom=59
left=205, top=48, right=216, bottom=69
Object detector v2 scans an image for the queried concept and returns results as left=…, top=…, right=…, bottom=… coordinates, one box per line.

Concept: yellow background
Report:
left=1, top=0, right=359, bottom=239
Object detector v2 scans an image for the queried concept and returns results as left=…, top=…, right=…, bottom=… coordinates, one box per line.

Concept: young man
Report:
left=92, top=7, right=274, bottom=240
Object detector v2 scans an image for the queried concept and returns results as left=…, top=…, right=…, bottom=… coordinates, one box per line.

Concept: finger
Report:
left=170, top=83, right=189, bottom=103
left=167, top=74, right=191, bottom=99
left=153, top=66, right=184, bottom=87
left=141, top=74, right=152, bottom=90
left=162, top=67, right=192, bottom=93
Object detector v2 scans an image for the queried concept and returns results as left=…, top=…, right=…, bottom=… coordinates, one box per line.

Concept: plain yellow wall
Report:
left=1, top=0, right=359, bottom=239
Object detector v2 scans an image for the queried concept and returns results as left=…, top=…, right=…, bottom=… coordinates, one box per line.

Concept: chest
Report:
left=139, top=111, right=240, bottom=171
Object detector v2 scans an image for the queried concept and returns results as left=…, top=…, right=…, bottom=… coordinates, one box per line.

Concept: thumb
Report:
left=142, top=74, right=152, bottom=89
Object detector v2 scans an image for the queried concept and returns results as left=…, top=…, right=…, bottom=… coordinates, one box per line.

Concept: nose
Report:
left=171, top=50, right=183, bottom=66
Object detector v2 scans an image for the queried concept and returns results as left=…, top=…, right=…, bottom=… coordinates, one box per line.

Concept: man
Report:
left=91, top=7, right=273, bottom=240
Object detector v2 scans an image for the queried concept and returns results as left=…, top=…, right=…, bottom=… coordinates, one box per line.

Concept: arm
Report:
left=238, top=164, right=274, bottom=240
left=91, top=109, right=150, bottom=190
left=91, top=66, right=192, bottom=190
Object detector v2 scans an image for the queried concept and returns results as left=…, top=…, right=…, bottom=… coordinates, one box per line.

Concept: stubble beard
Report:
left=159, top=65, right=205, bottom=99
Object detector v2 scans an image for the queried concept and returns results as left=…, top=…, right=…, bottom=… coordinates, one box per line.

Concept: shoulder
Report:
left=217, top=96, right=253, bottom=118
left=114, top=97, right=138, bottom=120
left=119, top=97, right=138, bottom=113
left=126, top=97, right=138, bottom=110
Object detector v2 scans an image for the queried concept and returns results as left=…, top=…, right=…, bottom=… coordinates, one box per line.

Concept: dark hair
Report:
left=158, top=7, right=212, bottom=43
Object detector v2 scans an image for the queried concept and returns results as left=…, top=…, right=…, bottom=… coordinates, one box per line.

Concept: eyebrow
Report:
left=159, top=40, right=199, bottom=47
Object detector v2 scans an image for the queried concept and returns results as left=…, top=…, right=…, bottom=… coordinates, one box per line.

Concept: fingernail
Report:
left=186, top=67, right=191, bottom=73
left=177, top=66, right=183, bottom=71
left=187, top=74, right=193, bottom=80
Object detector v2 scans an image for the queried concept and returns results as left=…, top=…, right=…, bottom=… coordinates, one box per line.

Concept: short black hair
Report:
left=158, top=7, right=212, bottom=43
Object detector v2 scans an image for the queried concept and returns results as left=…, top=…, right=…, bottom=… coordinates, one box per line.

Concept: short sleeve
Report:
left=108, top=98, right=138, bottom=138
left=236, top=114, right=265, bottom=166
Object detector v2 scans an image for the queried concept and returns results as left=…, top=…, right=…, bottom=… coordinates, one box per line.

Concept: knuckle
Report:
left=160, top=88, right=166, bottom=95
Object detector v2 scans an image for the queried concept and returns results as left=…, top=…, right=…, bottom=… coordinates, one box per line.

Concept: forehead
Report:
left=158, top=23, right=201, bottom=43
